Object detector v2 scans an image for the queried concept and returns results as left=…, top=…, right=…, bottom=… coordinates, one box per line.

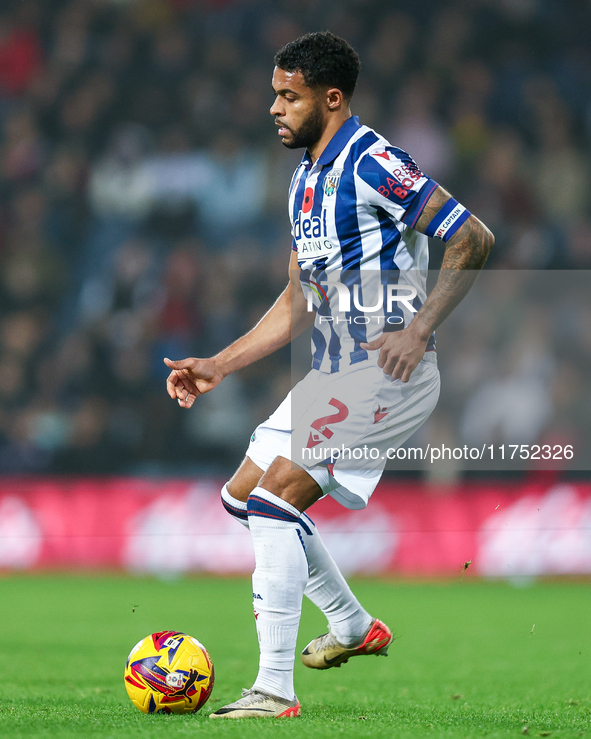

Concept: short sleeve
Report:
left=356, top=146, right=438, bottom=228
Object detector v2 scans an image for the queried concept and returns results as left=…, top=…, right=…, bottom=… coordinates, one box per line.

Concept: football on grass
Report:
left=124, top=631, right=214, bottom=714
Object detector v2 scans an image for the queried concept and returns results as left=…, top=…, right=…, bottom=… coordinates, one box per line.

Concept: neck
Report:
left=308, top=110, right=352, bottom=163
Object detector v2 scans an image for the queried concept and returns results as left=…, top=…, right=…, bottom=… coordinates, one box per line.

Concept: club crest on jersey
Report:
left=323, top=168, right=343, bottom=197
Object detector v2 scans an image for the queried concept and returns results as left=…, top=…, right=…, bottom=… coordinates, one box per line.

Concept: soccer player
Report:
left=165, top=32, right=494, bottom=719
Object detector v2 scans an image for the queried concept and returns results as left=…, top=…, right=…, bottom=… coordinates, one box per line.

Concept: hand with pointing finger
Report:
left=163, top=357, right=225, bottom=408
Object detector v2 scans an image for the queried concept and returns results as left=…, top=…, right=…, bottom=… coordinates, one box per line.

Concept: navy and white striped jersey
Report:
left=290, top=116, right=439, bottom=373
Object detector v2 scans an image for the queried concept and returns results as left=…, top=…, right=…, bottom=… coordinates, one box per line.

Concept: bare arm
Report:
left=164, top=250, right=313, bottom=406
left=411, top=186, right=494, bottom=337
left=360, top=185, right=494, bottom=381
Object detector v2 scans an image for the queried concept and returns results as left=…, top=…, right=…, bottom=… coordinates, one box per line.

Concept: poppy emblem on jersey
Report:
left=302, top=187, right=314, bottom=213
left=323, top=168, right=343, bottom=197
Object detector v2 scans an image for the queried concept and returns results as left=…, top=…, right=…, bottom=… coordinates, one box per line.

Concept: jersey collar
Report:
left=301, top=115, right=361, bottom=169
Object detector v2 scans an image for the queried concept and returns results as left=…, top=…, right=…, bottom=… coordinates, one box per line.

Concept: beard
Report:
left=280, top=104, right=325, bottom=150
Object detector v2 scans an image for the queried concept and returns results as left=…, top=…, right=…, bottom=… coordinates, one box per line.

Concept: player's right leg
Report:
left=291, top=357, right=440, bottom=670
left=221, top=455, right=375, bottom=651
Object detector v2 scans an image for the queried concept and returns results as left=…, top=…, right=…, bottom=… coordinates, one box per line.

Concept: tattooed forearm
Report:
left=439, top=217, right=493, bottom=274
left=412, top=189, right=495, bottom=339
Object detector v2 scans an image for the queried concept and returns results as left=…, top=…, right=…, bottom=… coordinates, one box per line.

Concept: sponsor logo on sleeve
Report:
left=371, top=149, right=424, bottom=202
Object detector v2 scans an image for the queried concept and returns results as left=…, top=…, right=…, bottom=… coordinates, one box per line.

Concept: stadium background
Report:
left=0, top=0, right=590, bottom=578
left=0, top=3, right=590, bottom=737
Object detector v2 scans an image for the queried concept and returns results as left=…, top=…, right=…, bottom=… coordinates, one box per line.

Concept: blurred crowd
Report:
left=0, top=0, right=590, bottom=475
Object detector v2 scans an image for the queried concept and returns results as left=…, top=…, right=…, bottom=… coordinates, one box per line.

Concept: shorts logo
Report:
left=307, top=398, right=349, bottom=448
left=323, top=168, right=343, bottom=197
left=374, top=405, right=388, bottom=423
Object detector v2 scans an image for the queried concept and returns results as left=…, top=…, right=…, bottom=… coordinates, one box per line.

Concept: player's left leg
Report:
left=249, top=459, right=320, bottom=699
left=210, top=456, right=323, bottom=719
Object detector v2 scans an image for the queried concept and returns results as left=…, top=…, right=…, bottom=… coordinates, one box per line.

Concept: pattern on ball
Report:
left=124, top=631, right=214, bottom=714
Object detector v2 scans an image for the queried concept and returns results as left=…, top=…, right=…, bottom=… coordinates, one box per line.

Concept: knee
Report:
left=225, top=480, right=250, bottom=503
left=221, top=482, right=249, bottom=527
left=226, top=457, right=264, bottom=501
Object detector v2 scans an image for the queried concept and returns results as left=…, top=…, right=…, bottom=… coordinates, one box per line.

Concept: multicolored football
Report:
left=124, top=631, right=214, bottom=714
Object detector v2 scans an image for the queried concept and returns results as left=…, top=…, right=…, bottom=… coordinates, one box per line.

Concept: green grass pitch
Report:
left=0, top=574, right=588, bottom=738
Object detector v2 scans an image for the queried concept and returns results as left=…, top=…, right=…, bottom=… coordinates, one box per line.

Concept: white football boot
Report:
left=209, top=688, right=301, bottom=719
left=301, top=618, right=393, bottom=669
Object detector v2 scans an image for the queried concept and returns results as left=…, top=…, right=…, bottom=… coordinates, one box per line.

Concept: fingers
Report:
left=380, top=349, right=414, bottom=380
left=359, top=336, right=386, bottom=351
left=166, top=369, right=188, bottom=399
left=164, top=357, right=197, bottom=402
left=166, top=371, right=179, bottom=399
left=178, top=388, right=194, bottom=408
left=363, top=339, right=414, bottom=380
left=381, top=352, right=400, bottom=377
left=166, top=367, right=198, bottom=405
left=175, top=373, right=199, bottom=406
left=383, top=354, right=417, bottom=382
left=164, top=356, right=216, bottom=383
left=400, top=368, right=413, bottom=383
left=163, top=357, right=195, bottom=371
left=163, top=356, right=219, bottom=409
left=361, top=334, right=418, bottom=380
left=360, top=335, right=388, bottom=368
left=170, top=377, right=196, bottom=408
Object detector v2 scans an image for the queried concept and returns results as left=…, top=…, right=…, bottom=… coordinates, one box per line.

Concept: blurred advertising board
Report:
left=0, top=477, right=590, bottom=577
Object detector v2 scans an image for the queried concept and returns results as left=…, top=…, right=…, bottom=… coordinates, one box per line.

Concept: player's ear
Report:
left=326, top=87, right=343, bottom=110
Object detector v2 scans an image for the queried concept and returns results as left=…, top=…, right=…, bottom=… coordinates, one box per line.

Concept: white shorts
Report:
left=246, top=354, right=440, bottom=510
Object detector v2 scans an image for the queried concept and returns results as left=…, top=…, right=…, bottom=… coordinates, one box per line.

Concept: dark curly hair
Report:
left=274, top=31, right=360, bottom=100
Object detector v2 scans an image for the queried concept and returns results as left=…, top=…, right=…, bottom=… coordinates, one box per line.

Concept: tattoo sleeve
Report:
left=412, top=186, right=495, bottom=338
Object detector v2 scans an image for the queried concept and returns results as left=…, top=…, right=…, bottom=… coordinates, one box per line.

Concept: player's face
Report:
left=270, top=67, right=326, bottom=150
